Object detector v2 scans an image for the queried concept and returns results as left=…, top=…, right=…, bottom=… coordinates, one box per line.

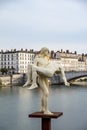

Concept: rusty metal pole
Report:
left=42, top=118, right=51, bottom=130
left=29, top=112, right=63, bottom=130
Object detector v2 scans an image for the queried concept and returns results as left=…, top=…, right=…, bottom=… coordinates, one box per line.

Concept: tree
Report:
left=0, top=68, right=8, bottom=75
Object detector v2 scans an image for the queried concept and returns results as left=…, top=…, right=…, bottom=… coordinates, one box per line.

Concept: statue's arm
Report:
left=34, top=56, right=39, bottom=66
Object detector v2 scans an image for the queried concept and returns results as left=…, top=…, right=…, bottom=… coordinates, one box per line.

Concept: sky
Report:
left=0, top=0, right=87, bottom=54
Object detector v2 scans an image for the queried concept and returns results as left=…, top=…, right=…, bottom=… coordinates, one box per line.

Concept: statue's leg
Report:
left=28, top=66, right=38, bottom=89
left=39, top=77, right=53, bottom=114
left=23, top=64, right=32, bottom=87
left=40, top=78, right=51, bottom=112
left=40, top=91, right=45, bottom=112
left=33, top=65, right=54, bottom=77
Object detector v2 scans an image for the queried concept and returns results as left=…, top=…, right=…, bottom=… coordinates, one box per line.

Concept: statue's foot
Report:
left=23, top=83, right=28, bottom=87
left=23, top=81, right=31, bottom=87
left=44, top=110, right=53, bottom=115
left=27, top=83, right=38, bottom=90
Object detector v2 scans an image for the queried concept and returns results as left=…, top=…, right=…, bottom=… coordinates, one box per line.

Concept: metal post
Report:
left=29, top=112, right=63, bottom=130
left=42, top=118, right=51, bottom=130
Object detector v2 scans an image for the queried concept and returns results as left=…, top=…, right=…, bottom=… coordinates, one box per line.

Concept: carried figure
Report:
left=23, top=47, right=70, bottom=114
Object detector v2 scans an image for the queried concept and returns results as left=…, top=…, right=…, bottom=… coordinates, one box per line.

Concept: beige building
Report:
left=55, top=50, right=87, bottom=71
left=78, top=61, right=86, bottom=71
left=54, top=51, right=78, bottom=71
left=0, top=48, right=87, bottom=73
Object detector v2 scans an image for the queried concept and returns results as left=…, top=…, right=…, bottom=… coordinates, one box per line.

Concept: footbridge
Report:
left=51, top=71, right=87, bottom=85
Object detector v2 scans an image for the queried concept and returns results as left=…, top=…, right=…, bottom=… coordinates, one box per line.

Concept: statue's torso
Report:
left=35, top=57, right=50, bottom=67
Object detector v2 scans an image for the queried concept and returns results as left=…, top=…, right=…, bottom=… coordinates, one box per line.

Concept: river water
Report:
left=0, top=85, right=87, bottom=130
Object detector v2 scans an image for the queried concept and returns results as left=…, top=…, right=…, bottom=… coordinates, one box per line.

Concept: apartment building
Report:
left=0, top=49, right=35, bottom=73
left=52, top=50, right=87, bottom=71
left=0, top=48, right=87, bottom=73
left=78, top=61, right=86, bottom=71
left=60, top=52, right=78, bottom=71
left=78, top=54, right=87, bottom=71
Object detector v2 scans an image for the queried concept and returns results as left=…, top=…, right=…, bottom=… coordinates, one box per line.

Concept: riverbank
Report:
left=71, top=81, right=87, bottom=86
left=0, top=74, right=25, bottom=87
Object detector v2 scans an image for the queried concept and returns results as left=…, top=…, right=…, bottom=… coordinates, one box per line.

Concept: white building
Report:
left=0, top=49, right=35, bottom=73
left=0, top=48, right=87, bottom=74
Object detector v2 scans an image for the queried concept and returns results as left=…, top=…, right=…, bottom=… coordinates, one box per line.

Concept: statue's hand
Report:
left=65, top=82, right=70, bottom=86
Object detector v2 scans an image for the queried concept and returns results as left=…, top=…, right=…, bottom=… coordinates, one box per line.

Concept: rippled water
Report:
left=0, top=85, right=87, bottom=130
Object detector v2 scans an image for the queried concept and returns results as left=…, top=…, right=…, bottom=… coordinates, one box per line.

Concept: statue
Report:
left=23, top=47, right=70, bottom=114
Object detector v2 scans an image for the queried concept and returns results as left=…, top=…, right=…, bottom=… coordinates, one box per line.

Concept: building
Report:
left=0, top=49, right=35, bottom=73
left=60, top=51, right=78, bottom=71
left=0, top=48, right=87, bottom=74
left=54, top=50, right=87, bottom=71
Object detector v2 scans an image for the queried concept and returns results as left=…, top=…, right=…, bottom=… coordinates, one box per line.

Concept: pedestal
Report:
left=29, top=112, right=63, bottom=130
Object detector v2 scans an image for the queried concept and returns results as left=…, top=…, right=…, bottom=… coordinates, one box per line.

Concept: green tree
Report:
left=0, top=68, right=8, bottom=75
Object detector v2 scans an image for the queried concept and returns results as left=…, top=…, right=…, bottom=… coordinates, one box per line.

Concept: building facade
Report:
left=0, top=49, right=35, bottom=73
left=51, top=50, right=87, bottom=71
left=0, top=48, right=87, bottom=74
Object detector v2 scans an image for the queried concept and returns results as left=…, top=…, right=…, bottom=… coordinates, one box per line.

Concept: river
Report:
left=0, top=85, right=87, bottom=130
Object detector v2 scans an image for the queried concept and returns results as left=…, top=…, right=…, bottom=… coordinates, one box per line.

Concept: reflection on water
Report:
left=0, top=85, right=87, bottom=130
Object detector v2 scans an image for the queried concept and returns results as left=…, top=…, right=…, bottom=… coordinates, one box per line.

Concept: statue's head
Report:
left=40, top=47, right=50, bottom=57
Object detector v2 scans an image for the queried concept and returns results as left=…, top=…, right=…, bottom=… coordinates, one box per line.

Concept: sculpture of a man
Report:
left=23, top=47, right=70, bottom=114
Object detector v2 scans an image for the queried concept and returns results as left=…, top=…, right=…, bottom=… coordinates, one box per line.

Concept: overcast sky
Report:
left=0, top=0, right=87, bottom=54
